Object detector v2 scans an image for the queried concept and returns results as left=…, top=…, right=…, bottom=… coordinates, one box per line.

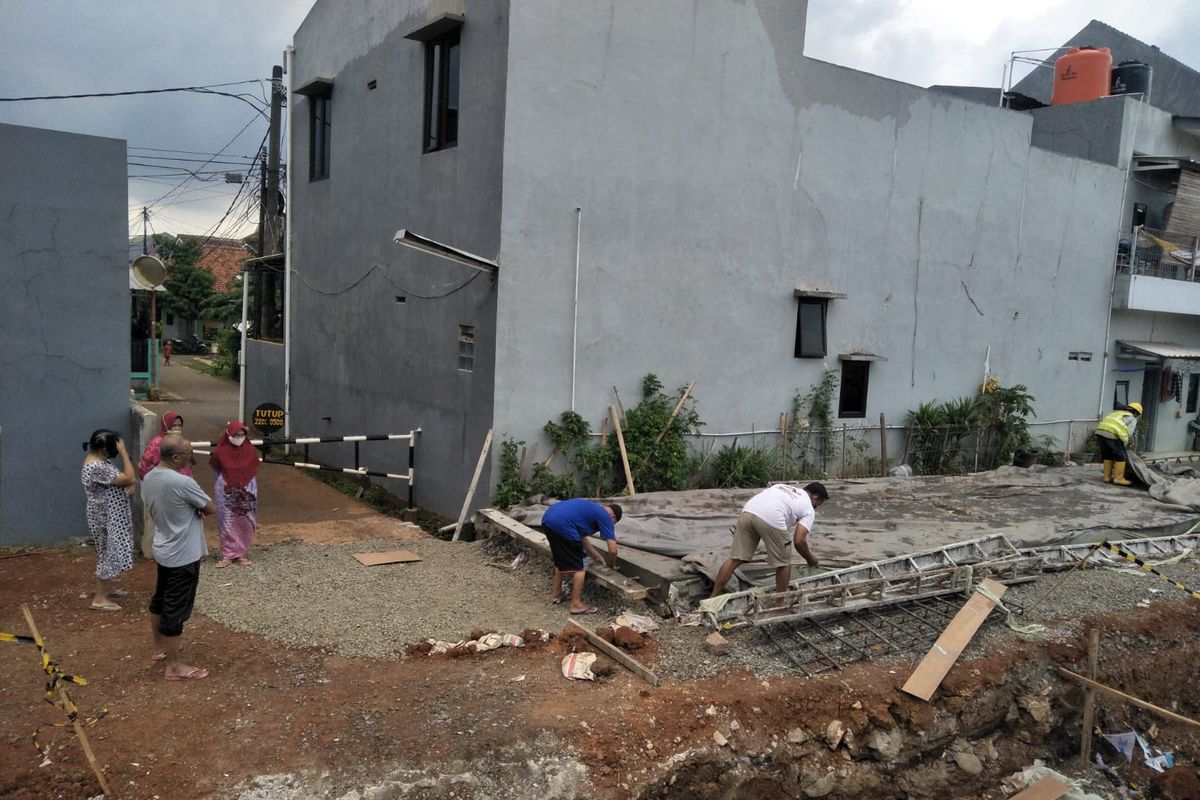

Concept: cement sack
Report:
left=561, top=652, right=598, bottom=681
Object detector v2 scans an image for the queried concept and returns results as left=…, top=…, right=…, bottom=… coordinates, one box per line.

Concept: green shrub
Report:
left=710, top=442, right=779, bottom=488
left=493, top=438, right=529, bottom=508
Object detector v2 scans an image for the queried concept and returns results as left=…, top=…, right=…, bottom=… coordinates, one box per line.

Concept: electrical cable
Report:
left=0, top=80, right=270, bottom=119
left=146, top=115, right=263, bottom=211
left=290, top=262, right=482, bottom=300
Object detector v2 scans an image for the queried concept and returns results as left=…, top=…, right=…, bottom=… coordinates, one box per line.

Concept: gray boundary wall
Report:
left=0, top=123, right=128, bottom=546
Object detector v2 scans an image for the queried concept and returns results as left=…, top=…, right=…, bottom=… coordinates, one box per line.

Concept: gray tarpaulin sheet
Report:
left=508, top=463, right=1200, bottom=587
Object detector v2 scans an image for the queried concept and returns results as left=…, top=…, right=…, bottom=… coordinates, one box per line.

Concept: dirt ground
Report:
left=3, top=530, right=1200, bottom=800
left=5, top=363, right=1198, bottom=799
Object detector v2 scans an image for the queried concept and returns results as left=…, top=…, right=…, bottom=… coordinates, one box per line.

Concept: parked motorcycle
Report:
left=167, top=335, right=208, bottom=355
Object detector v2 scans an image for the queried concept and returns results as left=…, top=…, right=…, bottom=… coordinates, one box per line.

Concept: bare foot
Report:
left=165, top=663, right=209, bottom=680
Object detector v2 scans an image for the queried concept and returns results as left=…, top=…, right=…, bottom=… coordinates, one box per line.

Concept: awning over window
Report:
left=793, top=284, right=846, bottom=299
left=838, top=352, right=886, bottom=362
left=294, top=77, right=334, bottom=97
left=1117, top=340, right=1200, bottom=360
left=403, top=13, right=464, bottom=41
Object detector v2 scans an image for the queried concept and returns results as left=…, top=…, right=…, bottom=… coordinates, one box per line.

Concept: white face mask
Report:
left=228, top=434, right=247, bottom=446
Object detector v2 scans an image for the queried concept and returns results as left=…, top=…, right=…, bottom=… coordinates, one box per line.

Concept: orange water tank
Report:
left=1051, top=46, right=1112, bottom=106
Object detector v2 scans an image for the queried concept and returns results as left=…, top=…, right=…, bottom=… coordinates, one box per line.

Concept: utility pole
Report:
left=260, top=64, right=284, bottom=338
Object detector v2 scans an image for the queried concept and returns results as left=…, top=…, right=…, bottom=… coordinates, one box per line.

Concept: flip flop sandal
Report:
left=150, top=653, right=166, bottom=662
left=550, top=598, right=565, bottom=605
left=214, top=559, right=233, bottom=568
left=107, top=589, right=129, bottom=599
left=165, top=667, right=209, bottom=682
left=235, top=558, right=253, bottom=566
left=89, top=603, right=122, bottom=612
left=569, top=606, right=601, bottom=616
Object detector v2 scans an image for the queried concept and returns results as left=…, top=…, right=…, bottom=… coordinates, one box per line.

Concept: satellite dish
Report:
left=131, top=255, right=167, bottom=288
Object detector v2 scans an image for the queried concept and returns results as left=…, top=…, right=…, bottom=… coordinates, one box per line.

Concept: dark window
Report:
left=794, top=299, right=827, bottom=358
left=1114, top=381, right=1130, bottom=408
left=309, top=92, right=331, bottom=180
left=424, top=27, right=460, bottom=152
left=838, top=361, right=870, bottom=418
left=457, top=325, right=474, bottom=372
left=1188, top=374, right=1200, bottom=414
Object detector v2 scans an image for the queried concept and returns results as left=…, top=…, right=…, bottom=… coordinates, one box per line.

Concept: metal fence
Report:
left=1116, top=226, right=1200, bottom=282
left=686, top=417, right=1100, bottom=481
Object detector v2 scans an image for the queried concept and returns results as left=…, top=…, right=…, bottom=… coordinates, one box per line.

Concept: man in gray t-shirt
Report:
left=141, top=434, right=215, bottom=681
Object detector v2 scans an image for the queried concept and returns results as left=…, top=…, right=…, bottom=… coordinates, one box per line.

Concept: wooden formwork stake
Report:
left=567, top=618, right=659, bottom=686
left=451, top=428, right=493, bottom=542
left=21, top=605, right=110, bottom=797
left=610, top=405, right=636, bottom=496
left=653, top=380, right=696, bottom=445
left=1079, top=628, right=1100, bottom=766
left=879, top=413, right=889, bottom=476
left=1059, top=668, right=1200, bottom=730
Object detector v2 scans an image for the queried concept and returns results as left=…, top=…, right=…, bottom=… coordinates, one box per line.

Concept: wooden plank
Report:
left=452, top=428, right=493, bottom=542
left=1058, top=668, right=1200, bottom=730
left=1079, top=628, right=1099, bottom=766
left=653, top=380, right=696, bottom=444
left=610, top=405, right=636, bottom=496
left=901, top=578, right=1006, bottom=701
left=475, top=508, right=650, bottom=600
left=352, top=550, right=422, bottom=566
left=567, top=618, right=659, bottom=686
left=1009, top=776, right=1069, bottom=800
left=22, top=605, right=111, bottom=798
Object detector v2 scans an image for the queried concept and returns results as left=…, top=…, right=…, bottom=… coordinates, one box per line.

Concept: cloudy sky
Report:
left=2, top=1, right=1198, bottom=241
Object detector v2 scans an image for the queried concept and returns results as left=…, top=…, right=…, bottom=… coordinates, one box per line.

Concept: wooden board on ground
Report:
left=353, top=550, right=423, bottom=566
left=567, top=618, right=660, bottom=687
left=475, top=508, right=650, bottom=601
left=901, top=578, right=1006, bottom=701
left=1009, top=776, right=1069, bottom=800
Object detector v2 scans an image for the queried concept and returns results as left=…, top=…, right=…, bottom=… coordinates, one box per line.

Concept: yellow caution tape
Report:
left=0, top=631, right=37, bottom=645
left=1099, top=540, right=1200, bottom=601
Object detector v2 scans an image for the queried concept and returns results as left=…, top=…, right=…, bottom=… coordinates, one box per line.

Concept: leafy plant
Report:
left=977, top=383, right=1036, bottom=468
left=907, top=401, right=946, bottom=476
left=1035, top=434, right=1064, bottom=467
left=528, top=464, right=576, bottom=499
left=493, top=437, right=529, bottom=508
left=710, top=441, right=780, bottom=488
left=784, top=370, right=839, bottom=478
left=608, top=375, right=703, bottom=493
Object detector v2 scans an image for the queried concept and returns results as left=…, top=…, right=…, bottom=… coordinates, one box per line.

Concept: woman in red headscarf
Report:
left=137, top=411, right=192, bottom=479
left=209, top=420, right=259, bottom=567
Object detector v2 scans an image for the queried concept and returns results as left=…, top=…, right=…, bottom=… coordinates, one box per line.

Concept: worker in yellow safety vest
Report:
left=1093, top=402, right=1143, bottom=486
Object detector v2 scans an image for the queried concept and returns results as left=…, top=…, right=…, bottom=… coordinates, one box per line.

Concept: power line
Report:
left=0, top=80, right=270, bottom=118
left=129, top=145, right=259, bottom=160
left=146, top=114, right=263, bottom=211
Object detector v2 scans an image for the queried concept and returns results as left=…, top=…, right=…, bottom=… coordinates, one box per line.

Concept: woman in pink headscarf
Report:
left=137, top=411, right=192, bottom=479
left=209, top=420, right=259, bottom=567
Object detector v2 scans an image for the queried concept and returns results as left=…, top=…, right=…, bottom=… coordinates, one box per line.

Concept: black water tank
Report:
left=1111, top=60, right=1153, bottom=101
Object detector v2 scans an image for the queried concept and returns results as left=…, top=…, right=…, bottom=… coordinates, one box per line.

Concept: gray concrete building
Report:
left=271, top=0, right=1198, bottom=519
left=0, top=123, right=130, bottom=545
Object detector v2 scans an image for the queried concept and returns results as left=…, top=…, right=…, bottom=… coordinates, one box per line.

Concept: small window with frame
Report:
left=1188, top=374, right=1200, bottom=414
left=838, top=360, right=870, bottom=418
left=424, top=26, right=461, bottom=152
left=457, top=324, right=474, bottom=372
left=794, top=299, right=827, bottom=359
left=309, top=91, right=332, bottom=180
left=1114, top=380, right=1130, bottom=408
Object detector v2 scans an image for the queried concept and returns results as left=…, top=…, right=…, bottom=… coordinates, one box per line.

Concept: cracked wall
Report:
left=0, top=123, right=129, bottom=545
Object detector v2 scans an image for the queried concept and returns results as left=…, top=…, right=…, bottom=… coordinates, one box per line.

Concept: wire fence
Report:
left=685, top=417, right=1100, bottom=482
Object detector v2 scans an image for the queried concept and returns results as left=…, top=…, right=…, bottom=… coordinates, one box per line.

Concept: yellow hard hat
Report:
left=1128, top=402, right=1143, bottom=415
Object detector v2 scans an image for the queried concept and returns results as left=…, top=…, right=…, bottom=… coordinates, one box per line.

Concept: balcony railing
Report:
left=1116, top=226, right=1200, bottom=282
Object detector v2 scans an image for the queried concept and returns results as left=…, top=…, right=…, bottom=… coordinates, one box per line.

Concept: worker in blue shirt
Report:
left=541, top=498, right=623, bottom=615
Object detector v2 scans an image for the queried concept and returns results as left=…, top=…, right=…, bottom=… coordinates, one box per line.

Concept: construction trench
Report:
left=471, top=457, right=1200, bottom=799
